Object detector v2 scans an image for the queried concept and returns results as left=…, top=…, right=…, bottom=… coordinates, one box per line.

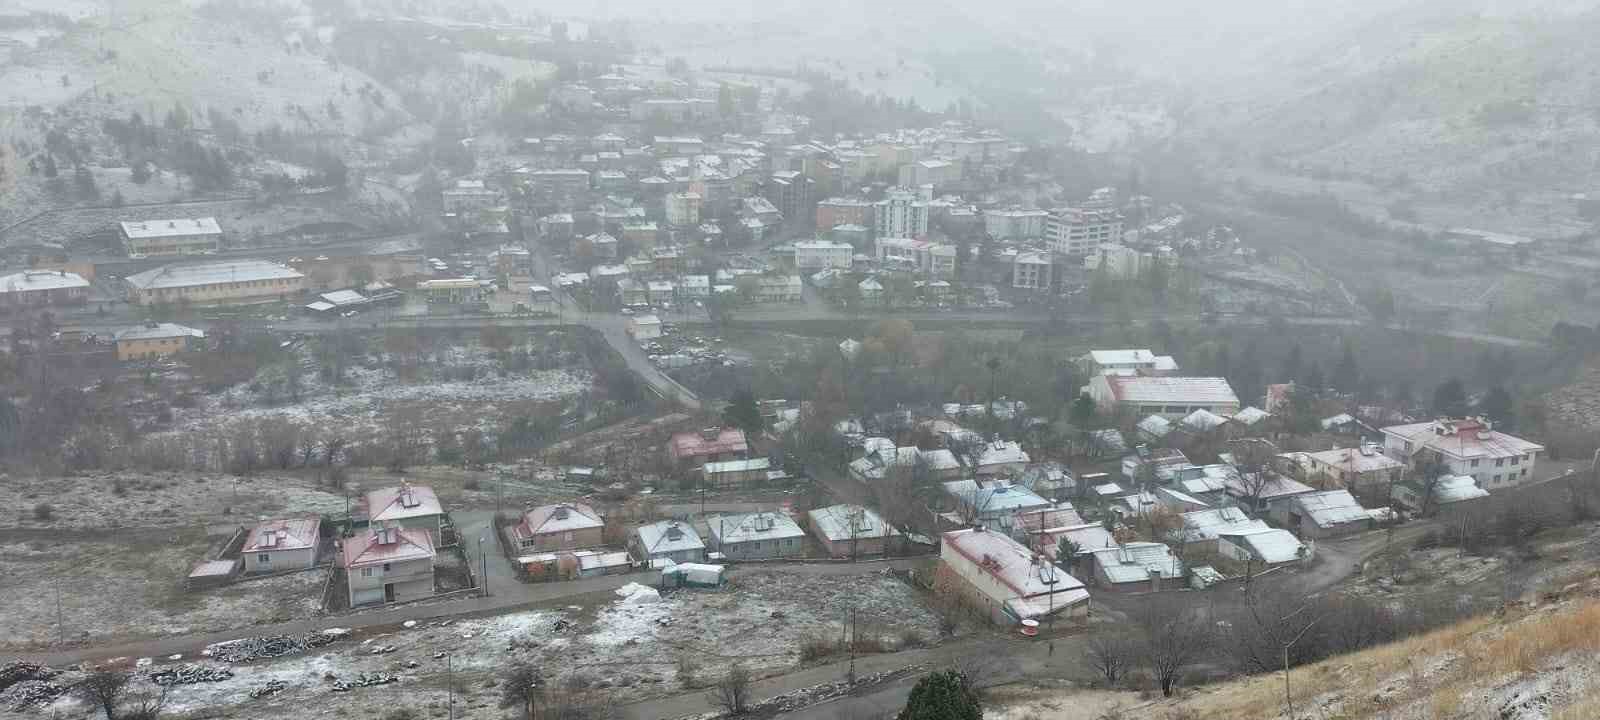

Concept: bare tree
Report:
left=499, top=663, right=540, bottom=720
left=1134, top=595, right=1212, bottom=697
left=708, top=665, right=752, bottom=715
left=1083, top=630, right=1136, bottom=686
left=122, top=684, right=168, bottom=720
left=1247, top=591, right=1323, bottom=720
left=76, top=669, right=130, bottom=720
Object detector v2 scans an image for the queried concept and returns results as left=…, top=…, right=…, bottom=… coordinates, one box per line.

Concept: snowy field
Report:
left=29, top=571, right=945, bottom=717
left=0, top=472, right=347, bottom=530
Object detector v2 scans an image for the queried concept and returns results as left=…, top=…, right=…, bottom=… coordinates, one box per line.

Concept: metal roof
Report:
left=0, top=270, right=89, bottom=293
left=806, top=502, right=896, bottom=544
left=707, top=511, right=805, bottom=544
left=1218, top=528, right=1305, bottom=564
left=1087, top=349, right=1157, bottom=366
left=1104, top=376, right=1239, bottom=405
left=120, top=217, right=221, bottom=239
left=242, top=516, right=321, bottom=553
left=1176, top=507, right=1266, bottom=542
left=669, top=428, right=748, bottom=460
left=635, top=520, right=705, bottom=555
left=342, top=526, right=436, bottom=568
left=1232, top=406, right=1271, bottom=425
left=1293, top=490, right=1373, bottom=528
left=1181, top=409, right=1229, bottom=431
left=125, top=260, right=303, bottom=290
left=365, top=484, right=443, bottom=523
left=1137, top=415, right=1172, bottom=437
left=1381, top=419, right=1543, bottom=461
left=1302, top=447, right=1404, bottom=475
left=704, top=457, right=771, bottom=474
left=518, top=503, right=604, bottom=538
left=114, top=322, right=205, bottom=342
left=941, top=528, right=1088, bottom=611
left=1089, top=542, right=1183, bottom=585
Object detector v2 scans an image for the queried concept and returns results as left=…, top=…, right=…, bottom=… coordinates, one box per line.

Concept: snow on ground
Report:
left=0, top=472, right=346, bottom=529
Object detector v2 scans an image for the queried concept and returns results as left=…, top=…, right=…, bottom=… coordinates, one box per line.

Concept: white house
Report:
left=360, top=484, right=445, bottom=543
left=241, top=516, right=322, bottom=574
left=1078, top=349, right=1179, bottom=376
left=342, top=525, right=436, bottom=606
left=1381, top=417, right=1543, bottom=490
left=630, top=520, right=706, bottom=567
left=793, top=240, right=854, bottom=270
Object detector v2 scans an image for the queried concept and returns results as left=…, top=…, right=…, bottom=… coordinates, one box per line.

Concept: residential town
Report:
left=3, top=2, right=1600, bottom=720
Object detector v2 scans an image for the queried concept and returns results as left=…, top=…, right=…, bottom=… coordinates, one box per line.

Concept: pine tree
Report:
left=1333, top=339, right=1360, bottom=394
left=1432, top=378, right=1468, bottom=417
left=897, top=670, right=980, bottom=720
left=1478, top=386, right=1514, bottom=429
left=1281, top=343, right=1302, bottom=385
left=722, top=388, right=764, bottom=436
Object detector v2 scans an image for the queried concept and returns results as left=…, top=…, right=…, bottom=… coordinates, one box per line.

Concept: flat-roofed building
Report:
left=120, top=217, right=222, bottom=257
left=0, top=270, right=90, bottom=307
left=123, top=260, right=304, bottom=306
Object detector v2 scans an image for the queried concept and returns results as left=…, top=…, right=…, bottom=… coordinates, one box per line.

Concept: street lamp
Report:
left=479, top=535, right=489, bottom=598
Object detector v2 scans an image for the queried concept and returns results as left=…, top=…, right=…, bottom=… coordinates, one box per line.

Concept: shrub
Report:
left=799, top=635, right=840, bottom=662
left=32, top=503, right=53, bottom=521
left=463, top=477, right=481, bottom=491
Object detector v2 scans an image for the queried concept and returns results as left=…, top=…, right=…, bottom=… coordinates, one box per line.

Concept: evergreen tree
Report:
left=1478, top=385, right=1515, bottom=429
left=73, top=164, right=98, bottom=200
left=1333, top=338, right=1360, bottom=394
left=1432, top=378, right=1468, bottom=417
left=1070, top=393, right=1097, bottom=427
left=1281, top=343, right=1302, bottom=385
left=1303, top=363, right=1325, bottom=396
left=722, top=388, right=764, bottom=436
left=897, top=670, right=980, bottom=720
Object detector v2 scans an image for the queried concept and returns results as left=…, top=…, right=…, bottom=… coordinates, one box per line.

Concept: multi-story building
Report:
left=120, top=218, right=223, bottom=258
left=815, top=197, right=873, bottom=231
left=793, top=240, right=854, bottom=270
left=0, top=270, right=90, bottom=308
left=1012, top=252, right=1052, bottom=291
left=875, top=237, right=955, bottom=279
left=1084, top=243, right=1162, bottom=278
left=898, top=159, right=957, bottom=190
left=985, top=208, right=1049, bottom=240
left=124, top=260, right=304, bottom=306
left=441, top=181, right=503, bottom=215
left=1046, top=207, right=1123, bottom=256
left=522, top=169, right=591, bottom=211
left=666, top=192, right=702, bottom=228
left=766, top=170, right=815, bottom=228
left=873, top=187, right=930, bottom=239
left=1381, top=417, right=1544, bottom=490
left=343, top=525, right=436, bottom=607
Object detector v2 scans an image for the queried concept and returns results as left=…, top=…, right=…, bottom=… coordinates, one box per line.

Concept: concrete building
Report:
left=766, top=171, right=815, bottom=227
left=898, top=159, right=956, bottom=189
left=1011, top=252, right=1053, bottom=291
left=702, top=457, right=772, bottom=488
left=342, top=525, right=436, bottom=607
left=113, top=322, right=205, bottom=361
left=1392, top=474, right=1489, bottom=514
left=666, top=192, right=702, bottom=228
left=522, top=169, right=591, bottom=210
left=794, top=240, right=854, bottom=270
left=241, top=516, right=322, bottom=574
left=1085, top=375, right=1240, bottom=419
left=358, top=484, right=445, bottom=543
left=705, top=511, right=806, bottom=559
left=120, top=217, right=223, bottom=257
left=752, top=275, right=803, bottom=303
left=815, top=197, right=873, bottom=231
left=1216, top=528, right=1307, bottom=569
left=124, top=260, right=304, bottom=306
left=1292, top=446, right=1405, bottom=493
left=630, top=520, right=706, bottom=567
left=628, top=313, right=662, bottom=340
left=875, top=237, right=956, bottom=278
left=873, top=187, right=930, bottom=239
left=1380, top=417, right=1543, bottom=490
left=808, top=504, right=900, bottom=558
left=1275, top=489, right=1379, bottom=539
left=1083, top=543, right=1183, bottom=593
left=1078, top=349, right=1180, bottom=377
left=985, top=208, right=1049, bottom=240
left=509, top=503, right=604, bottom=552
left=1046, top=207, right=1123, bottom=256
left=0, top=270, right=90, bottom=308
left=943, top=480, right=1051, bottom=533
left=938, top=527, right=1089, bottom=625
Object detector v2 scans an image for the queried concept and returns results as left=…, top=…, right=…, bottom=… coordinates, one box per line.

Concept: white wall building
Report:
left=1085, top=375, right=1241, bottom=420
left=939, top=527, right=1089, bottom=625
left=985, top=209, right=1048, bottom=240
left=873, top=186, right=931, bottom=239
left=1046, top=207, right=1123, bottom=256
left=1381, top=417, right=1543, bottom=490
left=793, top=240, right=854, bottom=270
left=666, top=192, right=702, bottom=228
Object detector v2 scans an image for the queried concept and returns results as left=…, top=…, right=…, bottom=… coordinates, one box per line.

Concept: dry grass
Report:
left=1177, top=598, right=1600, bottom=720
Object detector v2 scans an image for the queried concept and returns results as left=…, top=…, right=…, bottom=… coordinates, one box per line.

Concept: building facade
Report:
left=123, top=261, right=304, bottom=306
left=1381, top=417, right=1543, bottom=490
left=0, top=270, right=90, bottom=307
left=794, top=240, right=854, bottom=270
left=985, top=209, right=1049, bottom=240
left=114, top=322, right=205, bottom=361
left=1046, top=207, right=1123, bottom=256
left=873, top=187, right=930, bottom=239
left=120, top=218, right=223, bottom=257
left=343, top=525, right=436, bottom=607
left=1011, top=252, right=1053, bottom=291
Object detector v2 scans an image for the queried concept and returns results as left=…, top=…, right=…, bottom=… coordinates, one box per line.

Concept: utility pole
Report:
left=479, top=535, right=489, bottom=597
left=447, top=653, right=455, bottom=720
left=847, top=606, right=858, bottom=685
left=55, top=575, right=64, bottom=646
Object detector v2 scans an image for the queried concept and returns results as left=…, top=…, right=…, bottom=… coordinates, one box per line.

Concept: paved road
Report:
left=454, top=511, right=520, bottom=600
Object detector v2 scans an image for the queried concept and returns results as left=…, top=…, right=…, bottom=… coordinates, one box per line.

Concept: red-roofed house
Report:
left=342, top=525, right=436, bottom=607
left=937, top=527, right=1090, bottom=626
left=241, top=516, right=322, bottom=574
left=508, top=503, right=605, bottom=552
left=357, top=483, right=445, bottom=542
left=666, top=427, right=749, bottom=468
left=1381, top=417, right=1543, bottom=490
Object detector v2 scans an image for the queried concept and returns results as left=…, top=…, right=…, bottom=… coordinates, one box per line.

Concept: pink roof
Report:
left=342, top=527, right=436, bottom=569
left=365, top=484, right=443, bottom=523
left=242, top=516, right=321, bottom=553
left=941, top=528, right=1086, bottom=601
left=514, top=503, right=604, bottom=541
left=669, top=428, right=749, bottom=461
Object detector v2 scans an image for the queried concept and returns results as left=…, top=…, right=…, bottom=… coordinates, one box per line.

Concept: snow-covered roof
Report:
left=1014, top=505, right=1085, bottom=535
left=1232, top=406, right=1271, bottom=425
left=808, top=504, right=896, bottom=542
left=1156, top=486, right=1209, bottom=510
left=1087, top=543, right=1183, bottom=585
left=0, top=270, right=90, bottom=293
left=942, top=528, right=1089, bottom=614
left=921, top=448, right=962, bottom=471
left=365, top=485, right=443, bottom=523
left=125, top=260, right=303, bottom=290
left=320, top=289, right=367, bottom=306
left=669, top=428, right=749, bottom=461
left=120, top=217, right=221, bottom=239
left=707, top=511, right=805, bottom=545
left=1101, top=376, right=1239, bottom=406
left=1137, top=415, right=1172, bottom=438
left=114, top=322, right=205, bottom=342
left=1176, top=507, right=1267, bottom=543
left=944, top=480, right=1050, bottom=514
left=1301, top=447, right=1404, bottom=475
left=1181, top=409, right=1229, bottom=432
left=1219, top=528, right=1305, bottom=564
left=519, top=503, right=604, bottom=537
left=342, top=526, right=435, bottom=569
left=1381, top=418, right=1543, bottom=461
left=635, top=521, right=705, bottom=556
left=243, top=516, right=321, bottom=553
left=976, top=440, right=1029, bottom=468
left=1089, top=429, right=1128, bottom=453
left=1092, top=482, right=1126, bottom=497
left=1087, top=349, right=1158, bottom=367
left=1292, top=490, right=1372, bottom=528
left=1225, top=472, right=1315, bottom=501
left=704, top=457, right=771, bottom=474
left=1320, top=413, right=1357, bottom=430
left=1041, top=523, right=1116, bottom=557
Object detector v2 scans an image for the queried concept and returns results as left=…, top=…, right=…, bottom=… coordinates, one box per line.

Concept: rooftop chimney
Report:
left=700, top=427, right=721, bottom=440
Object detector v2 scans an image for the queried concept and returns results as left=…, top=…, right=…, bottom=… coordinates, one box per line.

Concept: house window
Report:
left=564, top=531, right=573, bottom=543
left=258, top=553, right=270, bottom=563
left=1511, top=456, right=1520, bottom=465
left=382, top=563, right=391, bottom=572
left=1493, top=474, right=1501, bottom=484
left=361, top=568, right=374, bottom=577
left=1496, top=458, right=1504, bottom=467
left=1470, top=459, right=1479, bottom=468
left=1521, top=468, right=1528, bottom=478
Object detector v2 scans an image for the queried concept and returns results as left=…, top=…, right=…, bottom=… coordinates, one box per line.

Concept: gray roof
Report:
left=635, top=521, right=705, bottom=556
left=1292, top=490, right=1372, bottom=528
left=114, top=322, right=205, bottom=342
left=707, top=512, right=805, bottom=545
left=1175, top=507, right=1268, bottom=543
left=0, top=270, right=90, bottom=293
left=1089, top=543, right=1183, bottom=585
left=1218, top=528, right=1305, bottom=564
left=807, top=504, right=897, bottom=542
left=125, top=260, right=303, bottom=290
left=120, top=217, right=221, bottom=239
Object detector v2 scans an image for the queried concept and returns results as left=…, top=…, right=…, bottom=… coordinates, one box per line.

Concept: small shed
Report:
left=186, top=559, right=240, bottom=590
left=661, top=562, right=726, bottom=589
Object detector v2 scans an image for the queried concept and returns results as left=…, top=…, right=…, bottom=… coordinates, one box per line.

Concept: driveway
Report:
left=452, top=510, right=521, bottom=600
